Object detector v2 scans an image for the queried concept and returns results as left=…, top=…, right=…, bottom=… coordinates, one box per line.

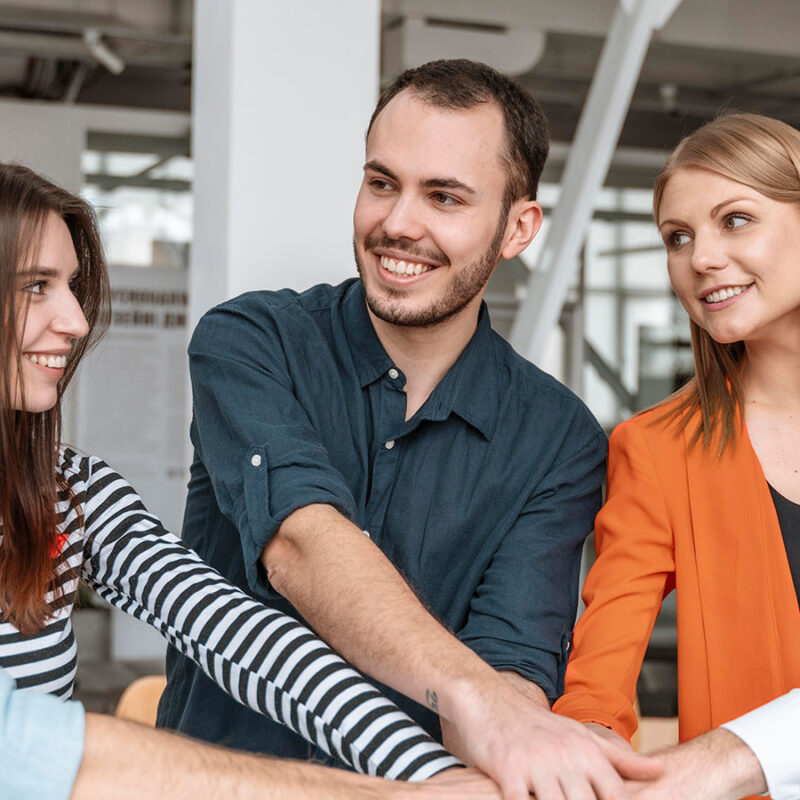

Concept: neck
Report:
left=741, top=332, right=800, bottom=410
left=368, top=301, right=482, bottom=420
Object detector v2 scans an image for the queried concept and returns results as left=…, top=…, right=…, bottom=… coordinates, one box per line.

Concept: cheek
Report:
left=666, top=261, right=690, bottom=298
left=353, top=191, right=380, bottom=237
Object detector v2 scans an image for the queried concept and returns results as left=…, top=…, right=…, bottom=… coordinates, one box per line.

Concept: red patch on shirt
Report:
left=50, top=532, right=69, bottom=558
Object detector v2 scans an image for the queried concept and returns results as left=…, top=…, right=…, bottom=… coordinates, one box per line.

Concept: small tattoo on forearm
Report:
left=425, top=688, right=439, bottom=713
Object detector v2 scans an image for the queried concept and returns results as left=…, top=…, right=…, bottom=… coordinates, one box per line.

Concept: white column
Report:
left=191, top=0, right=381, bottom=329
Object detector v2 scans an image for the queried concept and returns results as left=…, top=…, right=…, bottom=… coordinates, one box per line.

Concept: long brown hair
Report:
left=0, top=163, right=109, bottom=634
left=652, top=114, right=800, bottom=453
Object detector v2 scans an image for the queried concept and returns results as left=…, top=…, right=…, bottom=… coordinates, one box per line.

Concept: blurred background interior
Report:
left=2, top=0, right=799, bottom=737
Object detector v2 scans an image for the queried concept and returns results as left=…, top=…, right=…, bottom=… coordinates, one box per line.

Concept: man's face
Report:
left=353, top=91, right=514, bottom=328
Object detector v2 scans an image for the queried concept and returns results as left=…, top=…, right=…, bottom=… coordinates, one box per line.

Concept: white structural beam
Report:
left=509, top=0, right=682, bottom=363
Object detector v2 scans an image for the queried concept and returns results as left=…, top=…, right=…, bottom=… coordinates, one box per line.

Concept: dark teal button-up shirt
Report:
left=158, top=279, right=607, bottom=761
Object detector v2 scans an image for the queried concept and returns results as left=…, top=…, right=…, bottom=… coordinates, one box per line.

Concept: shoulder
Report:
left=57, top=446, right=129, bottom=491
left=195, top=282, right=350, bottom=332
left=610, top=394, right=692, bottom=451
left=189, top=281, right=352, bottom=354
left=492, top=333, right=606, bottom=449
left=57, top=444, right=92, bottom=483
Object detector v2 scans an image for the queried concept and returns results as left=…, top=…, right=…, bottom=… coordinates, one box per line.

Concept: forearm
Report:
left=628, top=728, right=766, bottom=800
left=73, top=713, right=387, bottom=800
left=263, top=504, right=498, bottom=720
left=265, top=505, right=665, bottom=799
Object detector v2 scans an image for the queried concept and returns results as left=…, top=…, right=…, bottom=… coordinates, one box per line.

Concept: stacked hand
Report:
left=624, top=730, right=767, bottom=800
left=445, top=678, right=664, bottom=800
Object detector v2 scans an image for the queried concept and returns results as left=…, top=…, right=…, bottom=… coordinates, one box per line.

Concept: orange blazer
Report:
left=554, top=399, right=800, bottom=748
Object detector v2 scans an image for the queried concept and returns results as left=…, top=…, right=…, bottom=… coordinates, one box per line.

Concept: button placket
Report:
left=365, top=376, right=405, bottom=544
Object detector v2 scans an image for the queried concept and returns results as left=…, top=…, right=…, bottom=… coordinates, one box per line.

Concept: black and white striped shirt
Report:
left=0, top=447, right=458, bottom=780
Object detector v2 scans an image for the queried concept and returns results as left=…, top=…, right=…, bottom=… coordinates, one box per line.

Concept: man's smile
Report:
left=380, top=255, right=434, bottom=276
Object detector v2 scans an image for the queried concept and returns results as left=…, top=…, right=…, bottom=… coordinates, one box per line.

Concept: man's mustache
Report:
left=363, top=234, right=450, bottom=267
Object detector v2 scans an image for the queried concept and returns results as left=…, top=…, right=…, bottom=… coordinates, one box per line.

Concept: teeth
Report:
left=380, top=256, right=432, bottom=276
left=24, top=353, right=67, bottom=368
left=704, top=285, right=748, bottom=304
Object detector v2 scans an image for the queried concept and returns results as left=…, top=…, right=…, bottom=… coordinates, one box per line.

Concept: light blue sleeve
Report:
left=0, top=668, right=86, bottom=800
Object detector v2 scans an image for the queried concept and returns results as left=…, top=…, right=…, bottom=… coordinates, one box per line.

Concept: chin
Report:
left=20, top=394, right=58, bottom=414
left=705, top=328, right=749, bottom=345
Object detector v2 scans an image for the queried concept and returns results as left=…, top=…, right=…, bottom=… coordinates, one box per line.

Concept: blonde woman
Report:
left=555, top=114, right=800, bottom=800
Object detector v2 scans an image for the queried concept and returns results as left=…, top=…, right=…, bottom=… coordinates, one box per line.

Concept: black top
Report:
left=769, top=484, right=800, bottom=606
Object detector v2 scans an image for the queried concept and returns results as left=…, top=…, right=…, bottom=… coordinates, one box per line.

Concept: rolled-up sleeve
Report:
left=189, top=297, right=358, bottom=597
left=0, top=668, right=86, bottom=800
left=459, top=419, right=607, bottom=701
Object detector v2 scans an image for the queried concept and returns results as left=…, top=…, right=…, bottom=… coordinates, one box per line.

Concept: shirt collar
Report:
left=343, top=280, right=500, bottom=440
left=342, top=280, right=395, bottom=387
left=423, top=305, right=499, bottom=441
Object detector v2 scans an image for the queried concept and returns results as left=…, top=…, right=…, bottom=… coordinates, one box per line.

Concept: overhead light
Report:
left=83, top=28, right=125, bottom=75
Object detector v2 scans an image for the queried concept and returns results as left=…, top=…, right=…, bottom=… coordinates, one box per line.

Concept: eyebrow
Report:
left=17, top=266, right=80, bottom=280
left=17, top=267, right=60, bottom=279
left=709, top=196, right=752, bottom=218
left=659, top=196, right=754, bottom=230
left=364, top=160, right=476, bottom=195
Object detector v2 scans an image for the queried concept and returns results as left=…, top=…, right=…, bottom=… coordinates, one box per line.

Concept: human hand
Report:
left=625, top=729, right=766, bottom=800
left=445, top=678, right=663, bottom=800
left=414, top=767, right=504, bottom=798
left=584, top=722, right=634, bottom=752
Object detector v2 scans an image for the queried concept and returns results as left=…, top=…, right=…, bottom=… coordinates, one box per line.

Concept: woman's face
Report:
left=10, top=212, right=89, bottom=412
left=658, top=167, right=800, bottom=347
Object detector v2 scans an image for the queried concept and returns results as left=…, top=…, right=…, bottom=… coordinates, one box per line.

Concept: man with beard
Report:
left=158, top=59, right=661, bottom=800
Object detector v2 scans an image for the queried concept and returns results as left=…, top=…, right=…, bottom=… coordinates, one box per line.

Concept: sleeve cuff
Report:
left=239, top=444, right=357, bottom=598
left=721, top=689, right=800, bottom=800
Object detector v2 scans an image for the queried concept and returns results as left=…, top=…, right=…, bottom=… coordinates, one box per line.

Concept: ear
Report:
left=500, top=200, right=543, bottom=261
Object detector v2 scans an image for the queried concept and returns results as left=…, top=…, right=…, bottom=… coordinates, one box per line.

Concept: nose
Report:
left=381, top=194, right=425, bottom=241
left=52, top=289, right=90, bottom=341
left=690, top=231, right=727, bottom=273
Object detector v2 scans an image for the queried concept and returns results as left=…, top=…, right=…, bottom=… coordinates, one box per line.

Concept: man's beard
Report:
left=354, top=209, right=508, bottom=328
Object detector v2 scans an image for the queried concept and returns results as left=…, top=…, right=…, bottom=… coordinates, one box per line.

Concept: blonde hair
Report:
left=653, top=114, right=800, bottom=453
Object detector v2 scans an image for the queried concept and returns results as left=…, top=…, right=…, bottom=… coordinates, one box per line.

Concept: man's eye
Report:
left=370, top=179, right=394, bottom=191
left=432, top=192, right=459, bottom=206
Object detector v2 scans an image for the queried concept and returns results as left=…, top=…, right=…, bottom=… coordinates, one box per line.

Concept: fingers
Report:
left=598, top=740, right=664, bottom=782
left=496, top=773, right=535, bottom=800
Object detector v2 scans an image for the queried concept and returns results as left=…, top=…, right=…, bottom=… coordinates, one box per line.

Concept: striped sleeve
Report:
left=75, top=455, right=459, bottom=780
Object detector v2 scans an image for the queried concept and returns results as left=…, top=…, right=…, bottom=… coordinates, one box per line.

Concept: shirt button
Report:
left=250, top=454, right=262, bottom=467
left=384, top=440, right=395, bottom=450
left=388, top=368, right=399, bottom=380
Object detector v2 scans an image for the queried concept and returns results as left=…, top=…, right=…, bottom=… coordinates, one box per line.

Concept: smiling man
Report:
left=158, top=60, right=660, bottom=799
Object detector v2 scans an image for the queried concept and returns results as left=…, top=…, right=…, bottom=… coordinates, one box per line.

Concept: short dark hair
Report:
left=367, top=59, right=550, bottom=205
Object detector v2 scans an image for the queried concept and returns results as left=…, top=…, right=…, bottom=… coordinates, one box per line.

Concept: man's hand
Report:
left=265, top=506, right=663, bottom=799
left=584, top=722, right=635, bottom=751
left=443, top=676, right=663, bottom=800
left=626, top=729, right=766, bottom=800
left=415, top=767, right=503, bottom=798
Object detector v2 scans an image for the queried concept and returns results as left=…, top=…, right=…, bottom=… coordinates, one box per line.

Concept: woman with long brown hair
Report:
left=0, top=162, right=482, bottom=797
left=554, top=114, right=800, bottom=799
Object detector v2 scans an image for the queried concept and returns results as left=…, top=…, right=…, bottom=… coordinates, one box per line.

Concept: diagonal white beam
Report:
left=509, top=0, right=682, bottom=363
